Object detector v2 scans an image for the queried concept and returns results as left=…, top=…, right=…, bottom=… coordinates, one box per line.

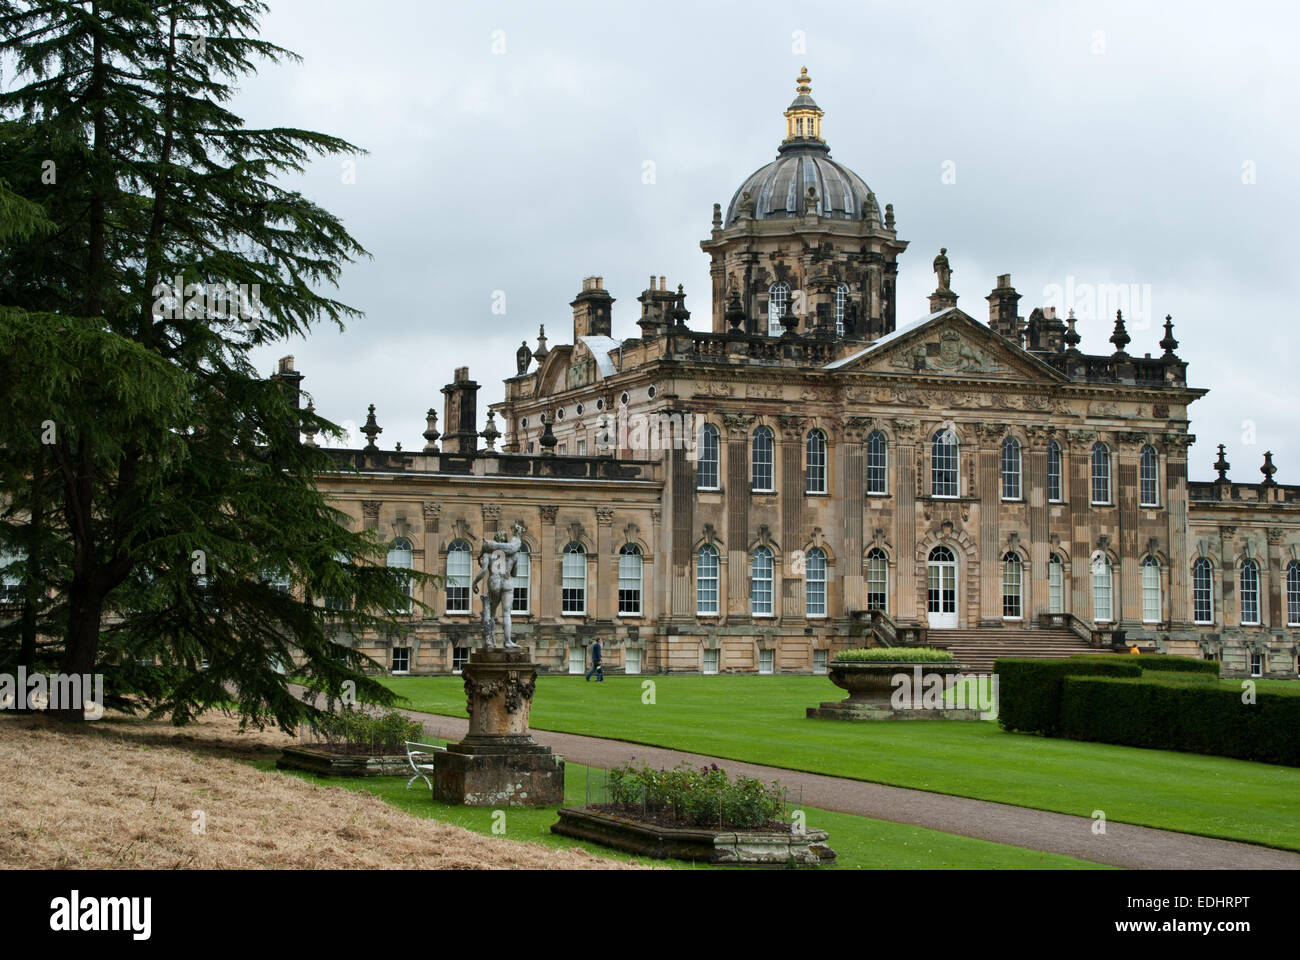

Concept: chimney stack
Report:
left=441, top=366, right=481, bottom=454
left=986, top=274, right=1021, bottom=340
left=572, top=276, right=614, bottom=341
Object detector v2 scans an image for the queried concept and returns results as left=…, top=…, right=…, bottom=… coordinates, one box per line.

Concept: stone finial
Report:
left=1261, top=451, right=1278, bottom=488
left=712, top=202, right=722, bottom=230
left=724, top=279, right=746, bottom=332
left=423, top=408, right=440, bottom=452
left=302, top=400, right=319, bottom=447
left=361, top=404, right=382, bottom=452
left=671, top=284, right=690, bottom=328
left=1064, top=308, right=1081, bottom=352
left=1214, top=443, right=1230, bottom=482
left=884, top=203, right=895, bottom=230
left=1160, top=314, right=1180, bottom=358
left=481, top=411, right=501, bottom=452
left=516, top=339, right=532, bottom=375
left=532, top=324, right=549, bottom=362
left=539, top=417, right=558, bottom=456
left=1110, top=309, right=1131, bottom=358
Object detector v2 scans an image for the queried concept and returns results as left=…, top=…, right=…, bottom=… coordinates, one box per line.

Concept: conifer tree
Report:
left=0, top=0, right=426, bottom=726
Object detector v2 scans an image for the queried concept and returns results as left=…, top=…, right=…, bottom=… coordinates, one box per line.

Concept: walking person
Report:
left=585, top=638, right=604, bottom=682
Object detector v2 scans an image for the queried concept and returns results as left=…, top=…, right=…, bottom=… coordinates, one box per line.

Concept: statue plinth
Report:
left=432, top=651, right=565, bottom=806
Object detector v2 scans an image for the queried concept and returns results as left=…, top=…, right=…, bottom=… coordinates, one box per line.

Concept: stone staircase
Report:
left=926, top=627, right=1100, bottom=674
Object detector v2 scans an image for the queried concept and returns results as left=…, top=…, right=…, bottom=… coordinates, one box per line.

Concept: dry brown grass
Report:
left=0, top=711, right=638, bottom=870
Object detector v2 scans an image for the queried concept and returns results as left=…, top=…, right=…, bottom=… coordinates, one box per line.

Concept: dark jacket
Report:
left=590, top=641, right=602, bottom=664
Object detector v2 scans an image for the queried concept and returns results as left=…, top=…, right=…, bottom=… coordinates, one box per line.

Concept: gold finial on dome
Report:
left=783, top=67, right=824, bottom=145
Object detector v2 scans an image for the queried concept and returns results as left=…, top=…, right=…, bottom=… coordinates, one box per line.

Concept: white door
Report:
left=928, top=546, right=958, bottom=629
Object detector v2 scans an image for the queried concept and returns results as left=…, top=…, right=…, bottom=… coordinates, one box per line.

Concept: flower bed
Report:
left=275, top=707, right=426, bottom=777
left=834, top=646, right=955, bottom=662
left=550, top=761, right=835, bottom=865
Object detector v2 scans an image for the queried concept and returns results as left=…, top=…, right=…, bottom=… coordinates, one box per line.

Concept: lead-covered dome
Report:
left=723, top=68, right=880, bottom=228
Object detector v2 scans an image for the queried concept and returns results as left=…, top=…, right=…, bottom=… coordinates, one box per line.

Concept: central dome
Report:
left=723, top=68, right=879, bottom=228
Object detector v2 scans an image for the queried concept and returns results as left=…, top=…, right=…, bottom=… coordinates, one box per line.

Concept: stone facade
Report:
left=302, top=70, right=1299, bottom=679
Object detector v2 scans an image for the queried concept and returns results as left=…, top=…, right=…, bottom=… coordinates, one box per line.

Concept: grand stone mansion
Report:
left=290, top=70, right=1300, bottom=679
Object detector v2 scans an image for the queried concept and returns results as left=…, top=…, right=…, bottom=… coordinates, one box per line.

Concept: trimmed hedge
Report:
left=995, top=658, right=1142, bottom=735
left=1069, top=654, right=1220, bottom=677
left=834, top=646, right=954, bottom=663
left=1060, top=676, right=1300, bottom=767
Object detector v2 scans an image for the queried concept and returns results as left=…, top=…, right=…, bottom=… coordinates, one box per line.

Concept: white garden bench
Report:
left=405, top=740, right=446, bottom=791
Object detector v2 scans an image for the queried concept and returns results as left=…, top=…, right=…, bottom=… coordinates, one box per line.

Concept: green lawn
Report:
left=260, top=759, right=1109, bottom=869
left=376, top=674, right=1300, bottom=852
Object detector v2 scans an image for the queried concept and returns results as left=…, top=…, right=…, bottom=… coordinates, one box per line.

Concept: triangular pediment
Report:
left=825, top=308, right=1068, bottom=383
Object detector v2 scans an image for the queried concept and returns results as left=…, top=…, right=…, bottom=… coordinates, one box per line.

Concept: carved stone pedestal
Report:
left=432, top=651, right=564, bottom=806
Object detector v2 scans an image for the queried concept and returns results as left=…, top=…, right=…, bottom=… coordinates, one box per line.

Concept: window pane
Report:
left=1048, top=556, right=1063, bottom=614
left=806, top=430, right=826, bottom=494
left=1240, top=560, right=1259, bottom=624
left=1140, top=445, right=1159, bottom=506
left=866, top=431, right=887, bottom=494
left=768, top=282, right=789, bottom=336
left=1092, top=557, right=1112, bottom=622
left=1288, top=562, right=1300, bottom=626
left=618, top=546, right=642, bottom=615
left=1091, top=444, right=1110, bottom=504
left=562, top=544, right=586, bottom=614
left=1142, top=558, right=1161, bottom=622
left=1002, top=554, right=1021, bottom=618
left=1001, top=439, right=1021, bottom=500
left=445, top=540, right=470, bottom=613
left=866, top=548, right=888, bottom=612
left=1047, top=440, right=1062, bottom=502
left=932, top=430, right=958, bottom=497
left=696, top=546, right=719, bottom=614
left=752, top=427, right=774, bottom=491
left=1193, top=559, right=1213, bottom=623
left=512, top=547, right=530, bottom=613
left=751, top=548, right=773, bottom=616
left=806, top=548, right=826, bottom=616
left=698, top=424, right=720, bottom=489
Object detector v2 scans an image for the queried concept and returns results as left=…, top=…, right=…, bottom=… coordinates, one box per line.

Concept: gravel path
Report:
left=399, top=708, right=1300, bottom=871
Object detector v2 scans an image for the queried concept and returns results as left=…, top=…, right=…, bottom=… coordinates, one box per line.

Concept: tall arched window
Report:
left=752, top=426, right=774, bottom=492
left=1240, top=558, right=1260, bottom=625
left=1048, top=554, right=1064, bottom=614
left=866, top=548, right=888, bottom=611
left=1140, top=445, right=1159, bottom=507
left=866, top=431, right=888, bottom=495
left=932, top=428, right=958, bottom=497
left=387, top=538, right=415, bottom=614
left=1002, top=553, right=1023, bottom=619
left=1047, top=439, right=1062, bottom=502
left=767, top=281, right=790, bottom=336
left=805, top=428, right=827, bottom=494
left=1001, top=437, right=1021, bottom=500
left=751, top=547, right=774, bottom=617
left=618, top=544, right=643, bottom=616
left=1091, top=443, right=1111, bottom=505
left=697, top=423, right=720, bottom=490
left=805, top=547, right=827, bottom=617
left=444, top=539, right=469, bottom=613
left=696, top=545, right=719, bottom=615
left=1193, top=557, right=1213, bottom=624
left=834, top=283, right=849, bottom=336
left=1142, top=556, right=1161, bottom=623
left=1287, top=561, right=1300, bottom=627
left=511, top=544, right=531, bottom=614
left=1092, top=555, right=1113, bottom=623
left=561, top=542, right=586, bottom=615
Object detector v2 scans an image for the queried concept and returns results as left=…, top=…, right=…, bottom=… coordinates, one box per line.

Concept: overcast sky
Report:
left=240, top=0, right=1300, bottom=484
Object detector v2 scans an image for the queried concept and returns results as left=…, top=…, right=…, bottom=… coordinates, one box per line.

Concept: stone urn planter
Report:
left=808, top=657, right=985, bottom=721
